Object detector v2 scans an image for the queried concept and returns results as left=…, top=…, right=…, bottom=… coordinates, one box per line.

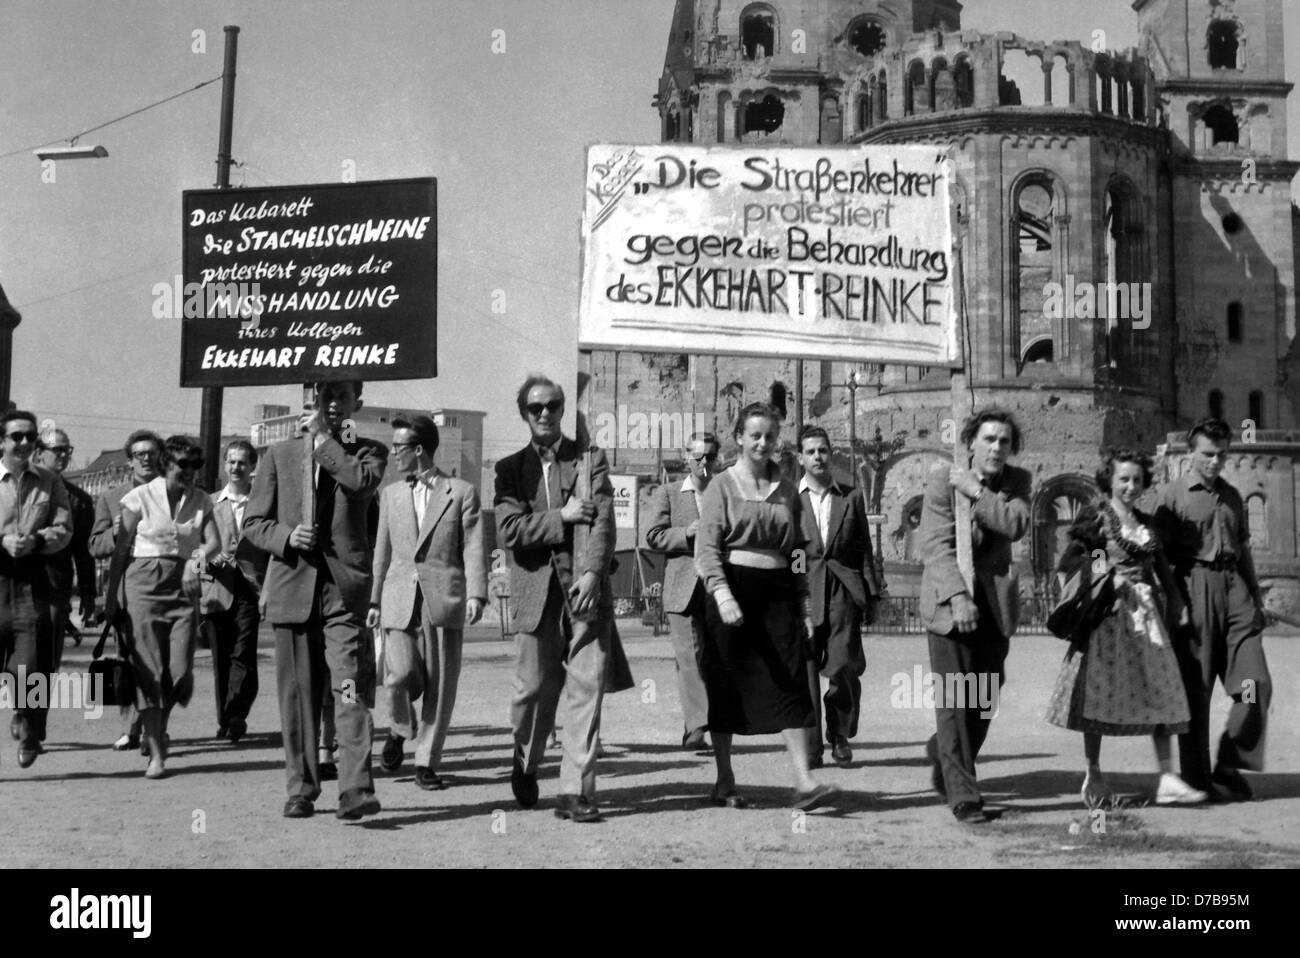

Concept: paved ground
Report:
left=1, top=622, right=1297, bottom=868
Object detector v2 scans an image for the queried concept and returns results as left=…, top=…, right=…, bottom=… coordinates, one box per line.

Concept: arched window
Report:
left=1208, top=20, right=1241, bottom=70
left=1104, top=182, right=1150, bottom=378
left=1247, top=494, right=1268, bottom=549
left=743, top=94, right=784, bottom=136
left=1249, top=390, right=1264, bottom=428
left=931, top=57, right=955, bottom=112
left=740, top=4, right=776, bottom=60
left=906, top=61, right=927, bottom=115
left=1209, top=389, right=1224, bottom=420
left=1204, top=103, right=1239, bottom=145
left=819, top=95, right=842, bottom=144
left=1011, top=175, right=1064, bottom=372
left=847, top=17, right=887, bottom=57
left=954, top=56, right=975, bottom=108
left=877, top=71, right=889, bottom=122
left=1227, top=301, right=1243, bottom=342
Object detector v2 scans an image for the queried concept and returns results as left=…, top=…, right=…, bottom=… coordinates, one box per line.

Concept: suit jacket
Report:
left=89, top=480, right=138, bottom=560
left=212, top=494, right=269, bottom=594
left=493, top=437, right=614, bottom=636
left=242, top=434, right=386, bottom=625
left=0, top=463, right=72, bottom=577
left=644, top=479, right=706, bottom=615
left=372, top=470, right=487, bottom=629
left=798, top=482, right=881, bottom=627
left=918, top=461, right=1031, bottom=638
left=48, top=478, right=97, bottom=602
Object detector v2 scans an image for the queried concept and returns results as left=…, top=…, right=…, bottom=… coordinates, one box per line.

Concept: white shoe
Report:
left=1081, top=770, right=1115, bottom=809
left=1155, top=773, right=1208, bottom=805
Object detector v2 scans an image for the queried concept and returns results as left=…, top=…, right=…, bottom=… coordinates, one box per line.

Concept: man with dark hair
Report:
left=645, top=431, right=719, bottom=751
left=201, top=438, right=266, bottom=744
left=35, top=425, right=96, bottom=671
left=368, top=413, right=486, bottom=789
left=0, top=409, right=72, bottom=767
left=918, top=408, right=1031, bottom=823
left=243, top=380, right=387, bottom=820
left=89, top=428, right=164, bottom=752
left=495, top=374, right=614, bottom=822
left=1154, top=417, right=1271, bottom=801
left=797, top=424, right=880, bottom=767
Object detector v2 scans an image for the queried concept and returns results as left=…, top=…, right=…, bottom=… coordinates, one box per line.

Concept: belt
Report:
left=723, top=548, right=787, bottom=570
left=1186, top=557, right=1237, bottom=572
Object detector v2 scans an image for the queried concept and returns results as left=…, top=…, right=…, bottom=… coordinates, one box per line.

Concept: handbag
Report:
left=1046, top=561, right=1115, bottom=647
left=88, top=619, right=135, bottom=708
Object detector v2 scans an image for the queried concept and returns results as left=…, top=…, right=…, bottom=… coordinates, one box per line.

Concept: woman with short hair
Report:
left=120, top=435, right=220, bottom=779
left=694, top=402, right=837, bottom=811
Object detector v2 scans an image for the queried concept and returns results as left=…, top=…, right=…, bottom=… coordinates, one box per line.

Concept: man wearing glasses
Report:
left=89, top=429, right=164, bottom=752
left=0, top=410, right=72, bottom=767
left=367, top=414, right=486, bottom=789
left=645, top=432, right=719, bottom=752
left=494, top=374, right=615, bottom=823
left=35, top=427, right=96, bottom=672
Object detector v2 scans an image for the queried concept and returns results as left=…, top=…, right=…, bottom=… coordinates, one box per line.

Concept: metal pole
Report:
left=198, top=25, right=239, bottom=492
left=847, top=374, right=857, bottom=488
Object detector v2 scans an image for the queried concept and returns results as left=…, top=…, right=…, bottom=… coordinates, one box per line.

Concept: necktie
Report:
left=539, top=445, right=561, bottom=509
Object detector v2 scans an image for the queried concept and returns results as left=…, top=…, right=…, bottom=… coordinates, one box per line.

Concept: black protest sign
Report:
left=179, top=177, right=436, bottom=387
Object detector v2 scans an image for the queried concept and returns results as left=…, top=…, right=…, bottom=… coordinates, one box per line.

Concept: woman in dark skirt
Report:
left=694, top=402, right=838, bottom=811
left=120, top=436, right=220, bottom=779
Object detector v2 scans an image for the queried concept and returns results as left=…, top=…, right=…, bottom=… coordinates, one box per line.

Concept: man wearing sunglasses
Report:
left=645, top=432, right=720, bottom=752
left=244, top=379, right=387, bottom=821
left=0, top=410, right=72, bottom=767
left=89, top=428, right=164, bottom=752
left=494, top=374, right=615, bottom=823
left=34, top=427, right=96, bottom=672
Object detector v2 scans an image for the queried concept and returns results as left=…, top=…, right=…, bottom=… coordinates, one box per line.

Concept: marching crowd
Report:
left=0, top=376, right=1272, bottom=824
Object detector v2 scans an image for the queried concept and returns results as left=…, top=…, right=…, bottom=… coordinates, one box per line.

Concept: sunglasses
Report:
left=6, top=431, right=37, bottom=444
left=43, top=445, right=74, bottom=456
left=175, top=457, right=204, bottom=470
left=688, top=452, right=718, bottom=463
left=129, top=450, right=159, bottom=462
left=526, top=400, right=563, bottom=417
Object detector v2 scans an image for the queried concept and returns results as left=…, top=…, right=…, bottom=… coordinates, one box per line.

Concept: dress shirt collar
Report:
left=1185, top=473, right=1222, bottom=493
left=0, top=460, right=30, bottom=482
left=533, top=438, right=562, bottom=463
left=215, top=484, right=250, bottom=504
left=728, top=462, right=782, bottom=501
left=798, top=475, right=843, bottom=497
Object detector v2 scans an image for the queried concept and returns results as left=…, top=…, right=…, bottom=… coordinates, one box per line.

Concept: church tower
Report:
left=1136, top=0, right=1299, bottom=428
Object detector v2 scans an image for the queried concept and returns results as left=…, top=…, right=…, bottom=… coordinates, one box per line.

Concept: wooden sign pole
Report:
left=951, top=243, right=975, bottom=594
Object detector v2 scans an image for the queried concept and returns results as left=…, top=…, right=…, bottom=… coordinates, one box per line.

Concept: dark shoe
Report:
left=380, top=733, right=405, bottom=772
left=336, top=789, right=381, bottom=821
left=792, top=782, right=840, bottom=811
left=511, top=758, right=538, bottom=809
left=227, top=718, right=246, bottom=744
left=808, top=751, right=825, bottom=770
left=1212, top=766, right=1254, bottom=801
left=952, top=801, right=989, bottom=824
left=283, top=797, right=315, bottom=819
left=831, top=739, right=853, bottom=767
left=415, top=767, right=446, bottom=791
left=553, top=793, right=601, bottom=823
left=318, top=761, right=339, bottom=782
left=708, top=788, right=750, bottom=809
left=682, top=728, right=709, bottom=751
left=926, top=736, right=947, bottom=801
left=215, top=725, right=228, bottom=740
left=9, top=715, right=21, bottom=741
left=17, top=742, right=43, bottom=768
left=112, top=732, right=140, bottom=752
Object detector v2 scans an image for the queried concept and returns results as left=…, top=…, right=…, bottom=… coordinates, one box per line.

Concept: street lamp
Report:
left=33, top=145, right=109, bottom=161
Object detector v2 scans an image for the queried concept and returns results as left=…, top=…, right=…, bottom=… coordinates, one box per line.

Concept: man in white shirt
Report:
left=645, top=432, right=719, bottom=751
left=203, top=440, right=267, bottom=744
left=797, top=426, right=880, bottom=768
left=0, top=409, right=72, bottom=767
left=368, top=415, right=486, bottom=790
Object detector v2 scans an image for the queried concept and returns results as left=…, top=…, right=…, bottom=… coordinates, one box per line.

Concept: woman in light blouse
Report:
left=694, top=402, right=838, bottom=811
left=120, top=435, right=220, bottom=779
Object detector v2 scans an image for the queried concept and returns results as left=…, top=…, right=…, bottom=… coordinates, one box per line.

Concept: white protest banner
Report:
left=579, top=144, right=956, bottom=365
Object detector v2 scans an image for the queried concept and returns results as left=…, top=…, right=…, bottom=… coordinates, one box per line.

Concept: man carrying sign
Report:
left=243, top=380, right=387, bottom=821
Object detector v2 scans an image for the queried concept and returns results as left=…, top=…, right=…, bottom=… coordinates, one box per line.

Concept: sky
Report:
left=2, top=0, right=1298, bottom=470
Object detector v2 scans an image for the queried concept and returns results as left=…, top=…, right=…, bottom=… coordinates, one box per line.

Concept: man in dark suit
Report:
left=495, top=374, right=614, bottom=823
left=644, top=432, right=718, bottom=751
left=243, top=380, right=386, bottom=821
left=35, top=427, right=96, bottom=672
left=918, top=409, right=1031, bottom=824
left=88, top=429, right=163, bottom=752
left=796, top=426, right=880, bottom=768
left=202, top=439, right=268, bottom=744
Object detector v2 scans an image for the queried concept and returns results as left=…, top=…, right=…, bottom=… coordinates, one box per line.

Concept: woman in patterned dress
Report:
left=694, top=402, right=838, bottom=811
left=1045, top=449, right=1206, bottom=807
